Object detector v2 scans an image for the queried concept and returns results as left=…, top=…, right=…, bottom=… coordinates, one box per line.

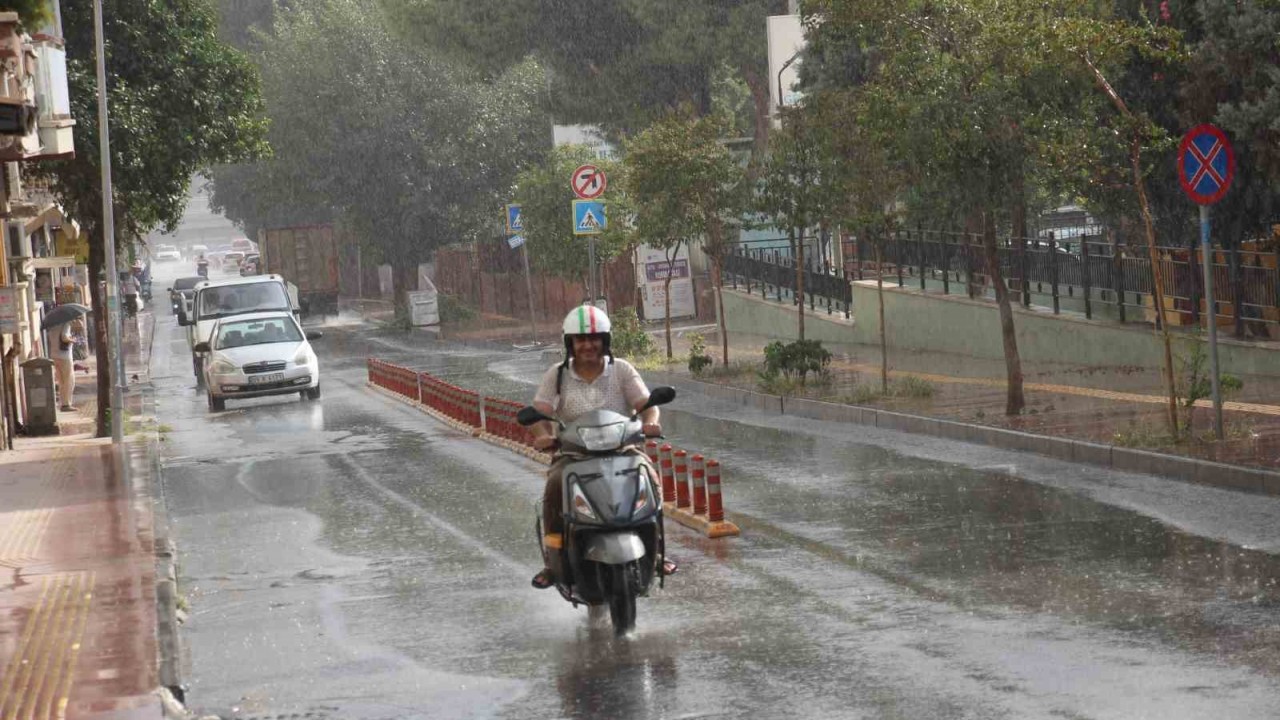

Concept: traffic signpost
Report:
left=502, top=205, right=538, bottom=345
left=571, top=164, right=607, bottom=200
left=1178, top=124, right=1236, bottom=440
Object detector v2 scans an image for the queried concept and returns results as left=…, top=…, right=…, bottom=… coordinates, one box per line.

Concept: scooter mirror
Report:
left=641, top=386, right=676, bottom=411
left=516, top=406, right=553, bottom=427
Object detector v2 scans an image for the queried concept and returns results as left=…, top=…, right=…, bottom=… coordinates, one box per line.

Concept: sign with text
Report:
left=636, top=245, right=695, bottom=321
left=0, top=286, right=22, bottom=334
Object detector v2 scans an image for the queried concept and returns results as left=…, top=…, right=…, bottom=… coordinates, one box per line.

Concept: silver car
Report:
left=193, top=311, right=322, bottom=411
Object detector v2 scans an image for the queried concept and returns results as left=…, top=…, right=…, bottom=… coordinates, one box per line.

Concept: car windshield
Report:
left=173, top=277, right=203, bottom=290
left=198, top=282, right=290, bottom=318
left=213, top=317, right=302, bottom=350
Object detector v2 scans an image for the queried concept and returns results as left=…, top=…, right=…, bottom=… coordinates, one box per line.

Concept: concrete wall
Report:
left=720, top=287, right=856, bottom=347
left=719, top=283, right=1280, bottom=378
left=848, top=281, right=1280, bottom=378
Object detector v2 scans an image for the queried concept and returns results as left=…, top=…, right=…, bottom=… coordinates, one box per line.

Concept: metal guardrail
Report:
left=723, top=230, right=1280, bottom=340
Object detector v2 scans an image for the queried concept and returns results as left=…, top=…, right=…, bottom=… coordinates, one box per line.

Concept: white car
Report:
left=154, top=244, right=181, bottom=262
left=194, top=311, right=322, bottom=411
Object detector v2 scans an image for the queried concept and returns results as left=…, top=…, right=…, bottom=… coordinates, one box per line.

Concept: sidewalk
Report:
left=0, top=312, right=167, bottom=719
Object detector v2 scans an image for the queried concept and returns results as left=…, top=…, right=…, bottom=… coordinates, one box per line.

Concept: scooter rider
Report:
left=530, top=304, right=676, bottom=589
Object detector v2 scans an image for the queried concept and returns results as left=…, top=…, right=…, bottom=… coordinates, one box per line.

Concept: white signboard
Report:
left=636, top=245, right=696, bottom=321
left=553, top=125, right=617, bottom=159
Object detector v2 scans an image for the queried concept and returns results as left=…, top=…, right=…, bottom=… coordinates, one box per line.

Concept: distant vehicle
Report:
left=168, top=276, right=204, bottom=315
left=205, top=250, right=228, bottom=269
left=222, top=251, right=246, bottom=272
left=240, top=253, right=260, bottom=276
left=179, top=274, right=300, bottom=385
left=193, top=311, right=322, bottom=412
left=259, top=225, right=340, bottom=316
left=154, top=244, right=182, bottom=262
left=231, top=238, right=258, bottom=255
left=191, top=244, right=209, bottom=258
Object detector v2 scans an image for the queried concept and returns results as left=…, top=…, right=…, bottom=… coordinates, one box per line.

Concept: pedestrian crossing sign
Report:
left=573, top=200, right=606, bottom=236
left=506, top=204, right=523, bottom=234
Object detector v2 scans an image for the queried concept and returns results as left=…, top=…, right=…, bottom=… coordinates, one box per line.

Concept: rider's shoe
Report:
left=531, top=569, right=555, bottom=589
left=661, top=558, right=678, bottom=576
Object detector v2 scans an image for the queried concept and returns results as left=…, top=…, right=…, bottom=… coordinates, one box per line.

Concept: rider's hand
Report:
left=533, top=435, right=557, bottom=451
left=642, top=423, right=663, bottom=438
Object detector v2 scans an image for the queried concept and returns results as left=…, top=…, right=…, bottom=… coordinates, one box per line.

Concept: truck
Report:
left=258, top=225, right=340, bottom=316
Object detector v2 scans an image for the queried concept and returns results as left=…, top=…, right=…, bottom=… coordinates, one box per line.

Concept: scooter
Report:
left=517, top=386, right=676, bottom=637
left=196, top=260, right=209, bottom=279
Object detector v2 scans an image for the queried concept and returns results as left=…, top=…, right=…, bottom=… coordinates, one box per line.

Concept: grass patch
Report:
left=1112, top=423, right=1177, bottom=448
left=836, top=374, right=938, bottom=405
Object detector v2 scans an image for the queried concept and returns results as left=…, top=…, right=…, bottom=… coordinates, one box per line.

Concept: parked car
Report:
left=193, top=311, right=322, bottom=411
left=168, top=276, right=204, bottom=315
left=154, top=244, right=182, bottom=262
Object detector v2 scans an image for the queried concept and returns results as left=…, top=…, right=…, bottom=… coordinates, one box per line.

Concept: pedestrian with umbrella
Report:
left=43, top=304, right=90, bottom=412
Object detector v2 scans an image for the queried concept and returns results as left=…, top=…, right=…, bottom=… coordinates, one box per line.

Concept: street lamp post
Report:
left=93, top=0, right=124, bottom=442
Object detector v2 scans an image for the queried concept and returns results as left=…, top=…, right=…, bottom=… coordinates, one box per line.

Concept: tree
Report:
left=33, top=0, right=268, bottom=437
left=512, top=146, right=630, bottom=287
left=623, top=111, right=748, bottom=361
left=208, top=0, right=551, bottom=306
left=757, top=107, right=832, bottom=342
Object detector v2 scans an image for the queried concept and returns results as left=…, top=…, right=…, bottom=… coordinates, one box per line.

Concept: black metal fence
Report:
left=723, top=228, right=1280, bottom=341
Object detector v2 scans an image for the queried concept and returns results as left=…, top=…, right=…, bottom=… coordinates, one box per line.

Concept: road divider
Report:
left=367, top=358, right=739, bottom=538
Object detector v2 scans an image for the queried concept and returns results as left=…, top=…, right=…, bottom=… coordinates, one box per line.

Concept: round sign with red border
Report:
left=1178, top=124, right=1235, bottom=206
left=571, top=164, right=607, bottom=200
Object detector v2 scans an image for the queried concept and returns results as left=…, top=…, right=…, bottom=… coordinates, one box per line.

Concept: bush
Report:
left=761, top=339, right=832, bottom=384
left=687, top=333, right=713, bottom=375
left=611, top=306, right=655, bottom=360
left=438, top=293, right=477, bottom=323
left=893, top=375, right=936, bottom=399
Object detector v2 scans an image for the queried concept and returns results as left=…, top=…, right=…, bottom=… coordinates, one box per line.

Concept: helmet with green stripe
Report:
left=559, top=305, right=613, bottom=379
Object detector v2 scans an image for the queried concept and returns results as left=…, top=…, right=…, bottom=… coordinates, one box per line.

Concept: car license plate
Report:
left=248, top=373, right=284, bottom=385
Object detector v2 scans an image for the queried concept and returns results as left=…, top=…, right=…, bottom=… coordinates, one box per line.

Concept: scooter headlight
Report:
left=571, top=483, right=598, bottom=521
left=577, top=422, right=626, bottom=451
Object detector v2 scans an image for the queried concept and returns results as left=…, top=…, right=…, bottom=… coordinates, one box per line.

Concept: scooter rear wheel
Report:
left=607, top=562, right=638, bottom=636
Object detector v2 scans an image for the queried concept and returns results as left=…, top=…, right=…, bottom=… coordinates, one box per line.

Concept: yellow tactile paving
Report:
left=0, top=459, right=75, bottom=570
left=0, top=572, right=95, bottom=720
left=846, top=363, right=1280, bottom=417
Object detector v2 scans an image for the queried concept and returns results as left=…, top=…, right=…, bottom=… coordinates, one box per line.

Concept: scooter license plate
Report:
left=248, top=373, right=284, bottom=385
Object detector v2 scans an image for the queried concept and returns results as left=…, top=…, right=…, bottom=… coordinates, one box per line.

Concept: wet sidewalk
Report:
left=0, top=312, right=164, bottom=719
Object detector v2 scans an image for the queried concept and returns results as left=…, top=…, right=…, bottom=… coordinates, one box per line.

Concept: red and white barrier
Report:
left=366, top=357, right=739, bottom=538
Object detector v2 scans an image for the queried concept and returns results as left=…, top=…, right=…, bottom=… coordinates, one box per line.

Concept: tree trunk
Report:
left=88, top=229, right=111, bottom=437
left=981, top=212, right=1025, bottom=416
left=707, top=217, right=730, bottom=365
left=1131, top=137, right=1179, bottom=436
left=875, top=238, right=888, bottom=393
left=393, top=260, right=418, bottom=318
left=793, top=227, right=806, bottom=341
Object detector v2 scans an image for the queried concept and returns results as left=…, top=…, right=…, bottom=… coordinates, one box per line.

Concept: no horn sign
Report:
left=1179, top=124, right=1234, bottom=206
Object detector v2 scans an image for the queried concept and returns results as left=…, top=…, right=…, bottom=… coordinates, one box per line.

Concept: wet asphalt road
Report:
left=151, top=271, right=1280, bottom=719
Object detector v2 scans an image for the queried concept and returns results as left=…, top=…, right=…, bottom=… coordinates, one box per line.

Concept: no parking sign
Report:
left=1178, top=124, right=1234, bottom=205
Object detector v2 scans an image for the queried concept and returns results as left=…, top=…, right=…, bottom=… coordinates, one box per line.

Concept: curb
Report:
left=645, top=371, right=1280, bottom=497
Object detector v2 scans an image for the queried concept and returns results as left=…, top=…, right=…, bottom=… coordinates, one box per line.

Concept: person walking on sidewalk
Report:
left=53, top=321, right=76, bottom=411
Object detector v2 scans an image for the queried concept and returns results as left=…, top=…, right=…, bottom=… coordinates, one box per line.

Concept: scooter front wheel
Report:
left=607, top=561, right=638, bottom=636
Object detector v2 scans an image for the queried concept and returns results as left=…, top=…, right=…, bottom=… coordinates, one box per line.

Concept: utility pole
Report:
left=94, top=0, right=124, bottom=442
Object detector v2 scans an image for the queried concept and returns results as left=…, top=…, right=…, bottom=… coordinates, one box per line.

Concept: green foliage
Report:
left=512, top=146, right=629, bottom=283
left=1, top=0, right=53, bottom=28
left=39, top=0, right=268, bottom=245
left=209, top=0, right=549, bottom=262
left=1178, top=341, right=1244, bottom=436
left=760, top=339, right=832, bottom=384
left=609, top=307, right=656, bottom=360
left=892, top=375, right=937, bottom=399
left=438, top=294, right=477, bottom=324
left=687, top=333, right=713, bottom=375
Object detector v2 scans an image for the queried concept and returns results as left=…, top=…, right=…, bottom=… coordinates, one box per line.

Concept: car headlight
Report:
left=571, top=483, right=598, bottom=521
left=293, top=347, right=311, bottom=365
left=577, top=422, right=626, bottom=451
left=210, top=359, right=236, bottom=374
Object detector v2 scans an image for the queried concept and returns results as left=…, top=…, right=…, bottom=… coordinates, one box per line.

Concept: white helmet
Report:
left=562, top=304, right=612, bottom=337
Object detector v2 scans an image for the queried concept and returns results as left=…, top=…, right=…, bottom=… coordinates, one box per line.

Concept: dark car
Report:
left=169, top=276, right=205, bottom=315
left=239, top=253, right=261, bottom=276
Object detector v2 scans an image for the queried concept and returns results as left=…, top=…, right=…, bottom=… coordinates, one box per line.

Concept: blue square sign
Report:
left=506, top=204, right=524, bottom=234
left=573, top=200, right=606, bottom=236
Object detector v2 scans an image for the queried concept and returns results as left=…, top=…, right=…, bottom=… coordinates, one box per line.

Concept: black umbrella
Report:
left=42, top=303, right=90, bottom=329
